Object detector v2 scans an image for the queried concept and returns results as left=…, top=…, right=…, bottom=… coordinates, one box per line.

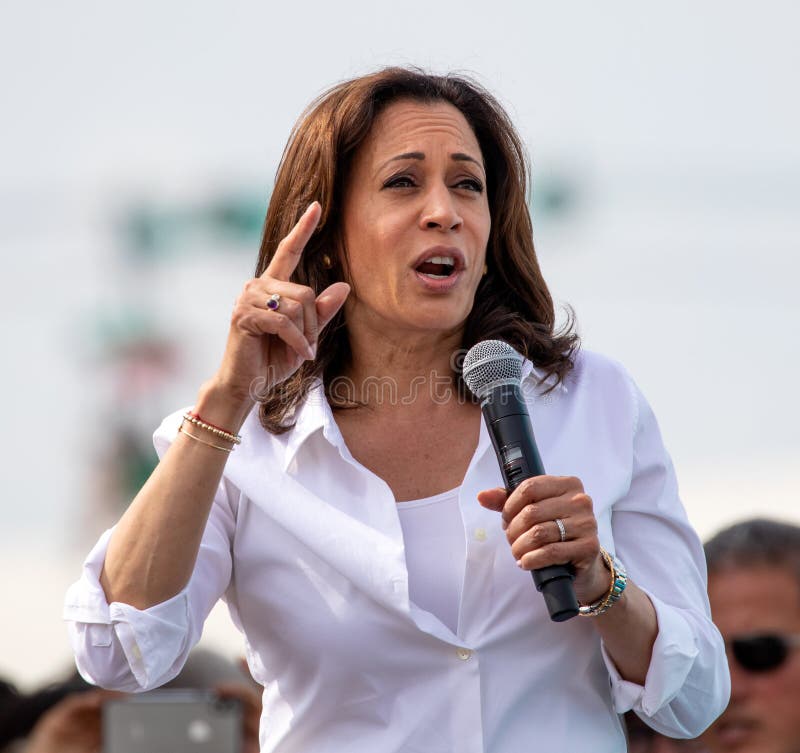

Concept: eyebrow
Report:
left=380, top=151, right=485, bottom=172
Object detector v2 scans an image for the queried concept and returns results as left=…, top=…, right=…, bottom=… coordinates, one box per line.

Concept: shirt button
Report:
left=457, top=648, right=472, bottom=661
left=474, top=528, right=487, bottom=542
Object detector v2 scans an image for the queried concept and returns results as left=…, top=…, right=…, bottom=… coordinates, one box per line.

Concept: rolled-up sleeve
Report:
left=602, top=377, right=730, bottom=737
left=63, top=410, right=236, bottom=692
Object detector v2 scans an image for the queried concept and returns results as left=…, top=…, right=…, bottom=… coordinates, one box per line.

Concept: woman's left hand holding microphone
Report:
left=478, top=476, right=610, bottom=606
left=479, top=476, right=658, bottom=682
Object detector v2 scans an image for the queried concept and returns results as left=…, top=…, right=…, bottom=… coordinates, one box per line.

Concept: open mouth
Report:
left=415, top=255, right=458, bottom=279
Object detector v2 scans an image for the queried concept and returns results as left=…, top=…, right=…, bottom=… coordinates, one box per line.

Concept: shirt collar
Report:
left=522, top=360, right=570, bottom=394
left=281, top=360, right=567, bottom=470
left=281, top=378, right=331, bottom=472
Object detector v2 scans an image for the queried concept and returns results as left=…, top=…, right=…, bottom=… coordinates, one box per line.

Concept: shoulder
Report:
left=568, top=348, right=633, bottom=389
left=545, top=349, right=642, bottom=436
left=568, top=350, right=664, bottom=440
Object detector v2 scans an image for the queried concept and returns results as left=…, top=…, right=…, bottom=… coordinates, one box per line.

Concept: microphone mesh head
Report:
left=462, top=340, right=524, bottom=398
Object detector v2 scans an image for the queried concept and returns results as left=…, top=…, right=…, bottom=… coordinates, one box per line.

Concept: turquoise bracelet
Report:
left=578, top=549, right=628, bottom=617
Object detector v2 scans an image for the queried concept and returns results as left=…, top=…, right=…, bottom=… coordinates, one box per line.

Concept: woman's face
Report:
left=341, top=98, right=491, bottom=341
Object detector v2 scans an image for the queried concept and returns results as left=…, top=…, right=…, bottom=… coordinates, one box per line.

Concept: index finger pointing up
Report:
left=263, top=201, right=322, bottom=281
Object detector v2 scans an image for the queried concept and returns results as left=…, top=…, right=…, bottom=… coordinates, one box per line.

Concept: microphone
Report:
left=463, top=340, right=579, bottom=622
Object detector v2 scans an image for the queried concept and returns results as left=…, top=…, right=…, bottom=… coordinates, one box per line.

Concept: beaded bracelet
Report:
left=578, top=548, right=628, bottom=617
left=183, top=411, right=242, bottom=445
left=179, top=425, right=234, bottom=453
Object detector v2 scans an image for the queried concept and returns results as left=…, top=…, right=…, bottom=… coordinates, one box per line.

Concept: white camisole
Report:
left=396, top=487, right=466, bottom=634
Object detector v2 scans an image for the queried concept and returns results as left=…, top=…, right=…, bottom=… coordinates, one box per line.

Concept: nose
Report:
left=419, top=183, right=462, bottom=231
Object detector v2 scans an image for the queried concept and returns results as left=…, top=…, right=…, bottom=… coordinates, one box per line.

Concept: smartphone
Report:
left=103, top=690, right=242, bottom=753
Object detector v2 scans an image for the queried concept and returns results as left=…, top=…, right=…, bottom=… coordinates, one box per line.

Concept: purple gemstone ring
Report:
left=266, top=293, right=281, bottom=311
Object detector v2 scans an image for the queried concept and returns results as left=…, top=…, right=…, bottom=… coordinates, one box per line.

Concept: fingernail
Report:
left=305, top=344, right=315, bottom=360
left=516, top=559, right=524, bottom=569
left=501, top=519, right=508, bottom=531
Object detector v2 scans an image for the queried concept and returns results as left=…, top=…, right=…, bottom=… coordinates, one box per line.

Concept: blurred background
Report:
left=1, top=0, right=798, bottom=691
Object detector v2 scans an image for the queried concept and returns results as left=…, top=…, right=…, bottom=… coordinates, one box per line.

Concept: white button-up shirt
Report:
left=64, top=350, right=730, bottom=752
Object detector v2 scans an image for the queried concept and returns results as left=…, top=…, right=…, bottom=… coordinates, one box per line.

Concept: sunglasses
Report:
left=729, top=633, right=800, bottom=672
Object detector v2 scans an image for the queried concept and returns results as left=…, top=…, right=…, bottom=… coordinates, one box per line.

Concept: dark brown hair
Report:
left=254, top=66, right=579, bottom=433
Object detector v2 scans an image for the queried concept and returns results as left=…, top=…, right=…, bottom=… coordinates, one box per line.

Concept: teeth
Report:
left=427, top=256, right=455, bottom=265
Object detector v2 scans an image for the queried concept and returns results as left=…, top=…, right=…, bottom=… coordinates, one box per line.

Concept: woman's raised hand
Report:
left=212, top=202, right=350, bottom=407
left=98, top=203, right=348, bottom=609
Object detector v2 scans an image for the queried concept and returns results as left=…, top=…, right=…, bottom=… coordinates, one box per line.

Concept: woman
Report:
left=65, top=68, right=729, bottom=752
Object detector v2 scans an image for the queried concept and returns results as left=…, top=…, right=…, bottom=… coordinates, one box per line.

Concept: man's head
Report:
left=701, top=518, right=800, bottom=753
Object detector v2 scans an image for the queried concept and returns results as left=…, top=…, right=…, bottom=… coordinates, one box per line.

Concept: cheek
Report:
left=375, top=222, right=401, bottom=253
left=748, top=665, right=800, bottom=727
left=377, top=208, right=416, bottom=247
left=346, top=228, right=402, bottom=298
left=467, top=204, right=491, bottom=247
left=351, top=206, right=403, bottom=254
left=775, top=661, right=800, bottom=703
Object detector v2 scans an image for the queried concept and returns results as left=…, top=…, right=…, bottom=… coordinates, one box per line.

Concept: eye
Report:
left=455, top=177, right=484, bottom=193
left=383, top=174, right=417, bottom=189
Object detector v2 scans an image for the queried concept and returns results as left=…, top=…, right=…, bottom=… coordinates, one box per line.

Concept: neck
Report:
left=339, top=319, right=466, bottom=413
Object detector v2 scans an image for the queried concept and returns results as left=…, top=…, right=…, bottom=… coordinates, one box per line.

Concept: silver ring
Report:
left=555, top=518, right=567, bottom=542
left=266, top=293, right=281, bottom=311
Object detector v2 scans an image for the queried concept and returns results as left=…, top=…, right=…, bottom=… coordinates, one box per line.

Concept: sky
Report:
left=1, top=0, right=798, bottom=687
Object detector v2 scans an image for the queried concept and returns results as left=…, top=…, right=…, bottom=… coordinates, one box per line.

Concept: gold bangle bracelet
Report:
left=182, top=412, right=242, bottom=445
left=179, top=425, right=233, bottom=453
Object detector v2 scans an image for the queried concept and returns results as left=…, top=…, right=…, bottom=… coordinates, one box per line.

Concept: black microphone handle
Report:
left=482, top=384, right=579, bottom=622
